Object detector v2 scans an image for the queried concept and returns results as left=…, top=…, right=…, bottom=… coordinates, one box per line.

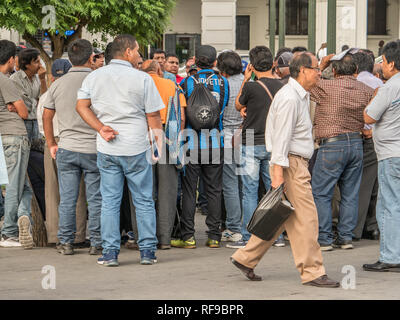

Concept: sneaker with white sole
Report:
left=221, top=229, right=242, bottom=242
left=18, top=216, right=34, bottom=249
left=0, top=235, right=22, bottom=247
left=226, top=240, right=248, bottom=249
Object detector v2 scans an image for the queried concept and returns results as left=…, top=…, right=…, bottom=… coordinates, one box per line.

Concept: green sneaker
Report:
left=206, top=238, right=220, bottom=248
left=170, top=237, right=196, bottom=249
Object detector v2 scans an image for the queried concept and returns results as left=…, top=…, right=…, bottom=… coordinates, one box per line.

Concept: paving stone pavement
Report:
left=0, top=212, right=399, bottom=300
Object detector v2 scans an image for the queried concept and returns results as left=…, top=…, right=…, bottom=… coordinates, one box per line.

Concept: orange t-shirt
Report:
left=149, top=74, right=186, bottom=124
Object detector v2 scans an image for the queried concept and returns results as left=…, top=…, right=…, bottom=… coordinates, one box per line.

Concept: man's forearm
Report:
left=76, top=101, right=103, bottom=132
left=43, top=110, right=56, bottom=147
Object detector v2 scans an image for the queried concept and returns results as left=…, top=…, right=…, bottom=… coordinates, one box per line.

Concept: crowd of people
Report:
left=0, top=33, right=399, bottom=288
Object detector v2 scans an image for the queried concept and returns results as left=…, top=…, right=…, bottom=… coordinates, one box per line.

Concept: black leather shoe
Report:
left=231, top=258, right=262, bottom=281
left=362, top=229, right=380, bottom=240
left=363, top=261, right=400, bottom=272
left=303, top=275, right=340, bottom=288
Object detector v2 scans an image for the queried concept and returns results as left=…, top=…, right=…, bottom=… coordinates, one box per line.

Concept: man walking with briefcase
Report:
left=231, top=52, right=340, bottom=288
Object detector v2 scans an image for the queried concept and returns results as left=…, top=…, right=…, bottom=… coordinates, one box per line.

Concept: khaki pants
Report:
left=232, top=155, right=326, bottom=283
left=44, top=141, right=87, bottom=244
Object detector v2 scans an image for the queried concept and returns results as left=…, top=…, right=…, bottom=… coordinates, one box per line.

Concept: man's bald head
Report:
left=142, top=59, right=162, bottom=76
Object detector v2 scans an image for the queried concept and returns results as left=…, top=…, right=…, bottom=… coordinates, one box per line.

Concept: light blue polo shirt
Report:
left=77, top=59, right=164, bottom=156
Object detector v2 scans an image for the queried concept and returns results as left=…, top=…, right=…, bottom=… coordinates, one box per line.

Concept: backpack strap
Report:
left=256, top=80, right=274, bottom=101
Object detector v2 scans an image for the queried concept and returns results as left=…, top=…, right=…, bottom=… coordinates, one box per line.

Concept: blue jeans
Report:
left=376, top=157, right=400, bottom=264
left=240, top=145, right=271, bottom=242
left=1, top=135, right=32, bottom=237
left=56, top=148, right=101, bottom=246
left=24, top=120, right=40, bottom=143
left=312, top=136, right=363, bottom=244
left=223, top=149, right=242, bottom=233
left=97, top=150, right=157, bottom=254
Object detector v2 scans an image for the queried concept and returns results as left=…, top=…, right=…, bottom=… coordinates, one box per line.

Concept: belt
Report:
left=289, top=153, right=310, bottom=162
left=318, top=132, right=362, bottom=145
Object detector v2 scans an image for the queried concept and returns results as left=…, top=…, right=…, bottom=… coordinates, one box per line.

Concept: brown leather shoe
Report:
left=303, top=275, right=340, bottom=288
left=230, top=257, right=262, bottom=281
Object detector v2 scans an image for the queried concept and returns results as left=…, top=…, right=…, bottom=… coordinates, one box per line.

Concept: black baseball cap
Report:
left=195, top=45, right=217, bottom=64
left=277, top=52, right=294, bottom=68
left=51, top=59, right=72, bottom=77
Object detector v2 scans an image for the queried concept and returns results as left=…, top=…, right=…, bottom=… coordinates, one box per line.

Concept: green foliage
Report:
left=0, top=0, right=176, bottom=54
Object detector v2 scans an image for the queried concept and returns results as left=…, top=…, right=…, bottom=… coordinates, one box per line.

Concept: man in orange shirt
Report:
left=142, top=59, right=186, bottom=249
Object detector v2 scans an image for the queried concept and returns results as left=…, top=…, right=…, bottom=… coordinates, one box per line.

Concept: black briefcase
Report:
left=247, top=185, right=294, bottom=241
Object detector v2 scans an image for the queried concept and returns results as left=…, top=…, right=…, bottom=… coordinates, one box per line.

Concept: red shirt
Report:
left=176, top=74, right=184, bottom=84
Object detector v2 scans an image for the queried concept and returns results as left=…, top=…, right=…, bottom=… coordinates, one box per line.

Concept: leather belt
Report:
left=289, top=153, right=310, bottom=162
left=318, top=132, right=362, bottom=145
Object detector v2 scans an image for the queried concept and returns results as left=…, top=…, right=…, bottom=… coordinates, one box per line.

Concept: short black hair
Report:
left=275, top=47, right=292, bottom=61
left=166, top=53, right=179, bottom=60
left=382, top=40, right=400, bottom=70
left=353, top=51, right=374, bottom=74
left=249, top=46, right=273, bottom=72
left=18, top=48, right=40, bottom=70
left=67, top=39, right=93, bottom=66
left=151, top=49, right=165, bottom=59
left=111, top=34, right=137, bottom=58
left=289, top=52, right=313, bottom=78
left=341, top=45, right=350, bottom=52
left=332, top=54, right=357, bottom=75
left=0, top=40, right=16, bottom=65
left=104, top=42, right=113, bottom=65
left=292, top=46, right=307, bottom=54
left=361, top=49, right=375, bottom=61
left=217, top=51, right=242, bottom=76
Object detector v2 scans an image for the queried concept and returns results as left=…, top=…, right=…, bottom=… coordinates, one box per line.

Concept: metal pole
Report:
left=327, top=0, right=337, bottom=54
left=278, top=0, right=285, bottom=49
left=269, top=0, right=276, bottom=56
left=308, top=0, right=316, bottom=53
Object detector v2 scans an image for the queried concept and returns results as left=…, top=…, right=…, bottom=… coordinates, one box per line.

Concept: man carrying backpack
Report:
left=172, top=45, right=229, bottom=249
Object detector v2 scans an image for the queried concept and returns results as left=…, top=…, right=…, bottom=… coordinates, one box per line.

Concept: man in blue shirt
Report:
left=171, top=45, right=229, bottom=249
left=76, top=34, right=165, bottom=266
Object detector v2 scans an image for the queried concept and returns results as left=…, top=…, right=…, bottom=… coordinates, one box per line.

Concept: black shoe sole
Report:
left=363, top=267, right=400, bottom=273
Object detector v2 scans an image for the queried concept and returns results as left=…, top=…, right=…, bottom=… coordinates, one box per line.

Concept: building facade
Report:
left=165, top=0, right=400, bottom=60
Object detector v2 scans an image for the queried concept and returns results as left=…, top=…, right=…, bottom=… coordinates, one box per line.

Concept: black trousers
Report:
left=181, top=150, right=223, bottom=241
left=353, top=138, right=378, bottom=238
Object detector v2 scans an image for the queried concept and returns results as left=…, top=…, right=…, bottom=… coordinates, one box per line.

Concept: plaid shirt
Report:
left=310, top=75, right=374, bottom=139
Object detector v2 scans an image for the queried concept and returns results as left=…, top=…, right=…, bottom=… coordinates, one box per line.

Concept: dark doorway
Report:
left=236, top=15, right=250, bottom=51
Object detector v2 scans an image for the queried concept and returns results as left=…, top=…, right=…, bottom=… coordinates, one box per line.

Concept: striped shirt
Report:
left=180, top=69, right=229, bottom=149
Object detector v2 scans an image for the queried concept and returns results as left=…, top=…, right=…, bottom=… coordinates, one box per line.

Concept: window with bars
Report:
left=367, top=0, right=387, bottom=35
left=275, top=0, right=308, bottom=36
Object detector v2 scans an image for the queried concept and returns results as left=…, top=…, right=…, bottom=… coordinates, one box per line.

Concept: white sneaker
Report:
left=221, top=229, right=242, bottom=242
left=18, top=216, right=34, bottom=249
left=0, top=236, right=22, bottom=247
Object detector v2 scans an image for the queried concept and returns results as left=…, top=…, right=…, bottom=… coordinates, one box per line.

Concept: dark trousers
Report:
left=181, top=160, right=223, bottom=242
left=353, top=138, right=378, bottom=238
left=154, top=162, right=179, bottom=245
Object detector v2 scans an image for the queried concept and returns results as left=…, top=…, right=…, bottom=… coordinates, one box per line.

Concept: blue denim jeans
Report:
left=56, top=148, right=102, bottom=246
left=223, top=149, right=242, bottom=233
left=239, top=145, right=271, bottom=242
left=97, top=150, right=157, bottom=254
left=376, top=157, right=400, bottom=264
left=1, top=135, right=32, bottom=237
left=24, top=119, right=40, bottom=143
left=312, top=136, right=363, bottom=244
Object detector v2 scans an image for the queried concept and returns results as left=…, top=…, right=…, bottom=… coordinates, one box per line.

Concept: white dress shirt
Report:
left=265, top=77, right=314, bottom=167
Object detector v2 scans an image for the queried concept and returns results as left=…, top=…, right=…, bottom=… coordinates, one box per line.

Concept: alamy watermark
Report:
left=42, top=5, right=56, bottom=29
left=41, top=265, right=56, bottom=290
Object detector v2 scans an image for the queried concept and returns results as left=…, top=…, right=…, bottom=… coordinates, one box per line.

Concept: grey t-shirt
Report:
left=10, top=70, right=41, bottom=120
left=43, top=67, right=97, bottom=154
left=365, top=72, right=400, bottom=161
left=0, top=72, right=27, bottom=136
